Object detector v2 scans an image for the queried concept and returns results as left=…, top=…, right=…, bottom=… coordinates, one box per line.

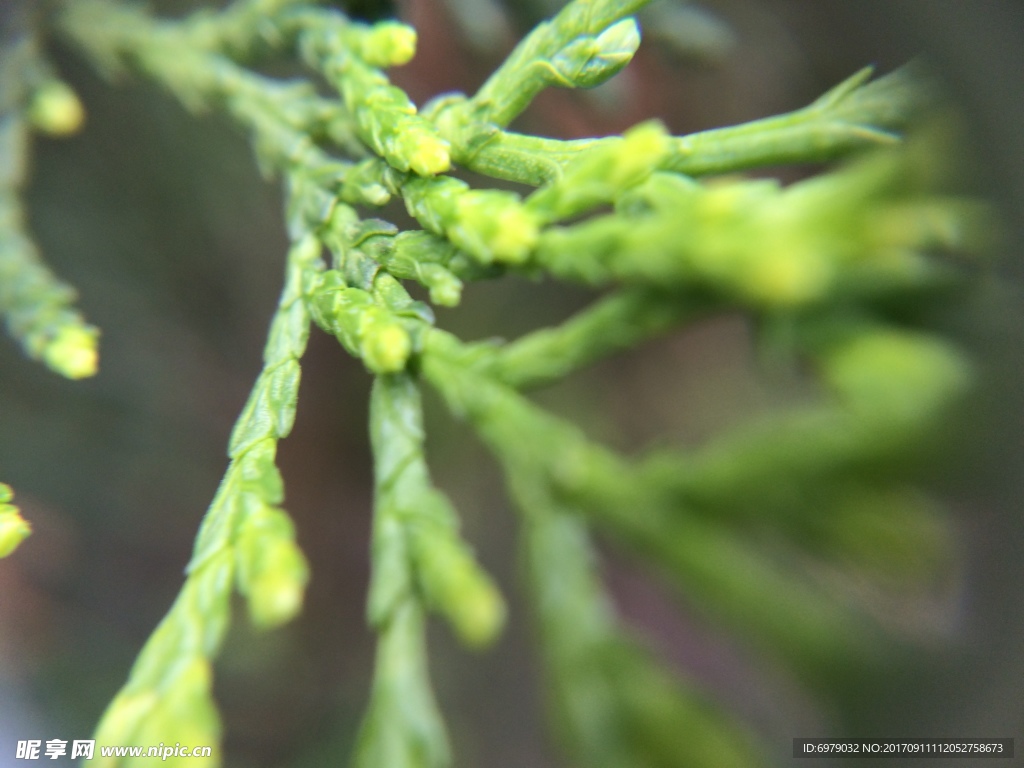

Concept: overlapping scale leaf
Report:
left=93, top=556, right=231, bottom=768
left=353, top=372, right=507, bottom=768
left=300, top=17, right=449, bottom=176
left=548, top=17, right=640, bottom=89
left=310, top=271, right=413, bottom=374
left=353, top=603, right=450, bottom=768
left=370, top=373, right=505, bottom=647
left=526, top=120, right=670, bottom=223
left=402, top=176, right=539, bottom=264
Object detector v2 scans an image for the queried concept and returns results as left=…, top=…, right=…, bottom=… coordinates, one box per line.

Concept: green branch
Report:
left=1, top=35, right=95, bottom=378
left=456, top=0, right=648, bottom=128
left=439, top=65, right=929, bottom=188
left=0, top=1, right=989, bottom=766
left=91, top=231, right=319, bottom=766
left=663, top=65, right=932, bottom=176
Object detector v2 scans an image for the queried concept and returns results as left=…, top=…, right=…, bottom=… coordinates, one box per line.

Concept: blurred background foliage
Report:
left=1, top=1, right=1023, bottom=766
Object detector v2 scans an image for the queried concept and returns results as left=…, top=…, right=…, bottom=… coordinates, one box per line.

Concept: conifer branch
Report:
left=0, top=1, right=994, bottom=765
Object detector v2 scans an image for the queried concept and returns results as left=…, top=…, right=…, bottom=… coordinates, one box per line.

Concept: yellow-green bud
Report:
left=608, top=122, right=670, bottom=188
left=43, top=325, right=99, bottom=379
left=362, top=22, right=418, bottom=68
left=29, top=81, right=86, bottom=137
left=433, top=553, right=506, bottom=648
left=402, top=131, right=451, bottom=176
left=245, top=539, right=309, bottom=628
left=0, top=493, right=32, bottom=558
left=362, top=322, right=411, bottom=374
left=527, top=121, right=669, bottom=221
left=412, top=526, right=506, bottom=647
left=453, top=192, right=539, bottom=263
left=739, top=244, right=831, bottom=306
left=421, top=265, right=462, bottom=307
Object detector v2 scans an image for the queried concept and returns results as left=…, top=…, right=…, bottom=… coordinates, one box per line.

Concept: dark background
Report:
left=1, top=1, right=1022, bottom=766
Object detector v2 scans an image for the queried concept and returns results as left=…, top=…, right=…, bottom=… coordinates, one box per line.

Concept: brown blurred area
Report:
left=1, top=2, right=1022, bottom=766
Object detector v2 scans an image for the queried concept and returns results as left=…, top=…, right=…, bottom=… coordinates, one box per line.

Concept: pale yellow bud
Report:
left=363, top=323, right=411, bottom=374
left=44, top=326, right=99, bottom=379
left=362, top=22, right=418, bottom=67
left=0, top=509, right=32, bottom=558
left=29, top=81, right=85, bottom=137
